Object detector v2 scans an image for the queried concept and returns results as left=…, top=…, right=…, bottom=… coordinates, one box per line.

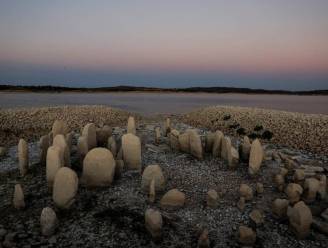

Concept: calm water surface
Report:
left=0, top=92, right=327, bottom=115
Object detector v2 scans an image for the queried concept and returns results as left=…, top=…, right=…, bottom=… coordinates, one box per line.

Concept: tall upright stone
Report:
left=212, top=130, right=224, bottom=157
left=127, top=116, right=136, bottom=135
left=178, top=131, right=190, bottom=153
left=53, top=134, right=70, bottom=167
left=221, top=137, right=231, bottom=161
left=107, top=136, right=117, bottom=158
left=51, top=120, right=68, bottom=138
left=154, top=127, right=161, bottom=144
left=13, top=184, right=25, bottom=209
left=96, top=125, right=112, bottom=146
left=145, top=209, right=163, bottom=240
left=239, top=136, right=251, bottom=162
left=82, top=123, right=97, bottom=150
left=122, top=133, right=142, bottom=171
left=46, top=146, right=64, bottom=187
left=39, top=135, right=50, bottom=166
left=288, top=201, right=312, bottom=239
left=82, top=148, right=116, bottom=187
left=164, top=118, right=171, bottom=137
left=169, top=129, right=180, bottom=151
left=228, top=147, right=239, bottom=169
left=248, top=139, right=264, bottom=176
left=189, top=130, right=203, bottom=159
left=141, top=164, right=166, bottom=192
left=18, top=139, right=29, bottom=176
left=205, top=132, right=215, bottom=153
left=77, top=136, right=89, bottom=165
left=53, top=167, right=78, bottom=209
left=40, top=207, right=58, bottom=236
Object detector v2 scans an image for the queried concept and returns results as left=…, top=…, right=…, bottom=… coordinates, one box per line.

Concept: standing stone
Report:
left=248, top=139, right=263, bottom=176
left=154, top=127, right=161, bottom=144
left=221, top=137, right=231, bottom=161
left=198, top=229, right=210, bottom=248
left=122, top=133, right=142, bottom=171
left=107, top=136, right=117, bottom=158
left=318, top=175, right=327, bottom=200
left=169, top=129, right=180, bottom=151
left=115, top=160, right=124, bottom=179
left=116, top=146, right=123, bottom=160
left=280, top=167, right=289, bottom=177
left=82, top=148, right=116, bottom=187
left=178, top=131, right=190, bottom=153
left=39, top=135, right=50, bottom=166
left=65, top=132, right=73, bottom=151
left=53, top=134, right=70, bottom=167
left=46, top=146, right=64, bottom=187
left=239, top=184, right=253, bottom=201
left=149, top=179, right=156, bottom=203
left=51, top=120, right=68, bottom=138
left=212, top=130, right=224, bottom=157
left=18, top=139, right=29, bottom=176
left=141, top=164, right=165, bottom=192
left=13, top=184, right=25, bottom=209
left=207, top=189, right=218, bottom=208
left=303, top=178, right=320, bottom=203
left=145, top=209, right=163, bottom=240
left=288, top=201, right=312, bottom=239
left=228, top=147, right=239, bottom=169
left=82, top=123, right=97, bottom=150
left=77, top=136, right=89, bottom=164
left=127, top=116, right=136, bottom=135
left=96, top=125, right=112, bottom=146
left=40, top=207, right=58, bottom=236
left=239, top=136, right=251, bottom=162
left=164, top=118, right=171, bottom=136
left=189, top=130, right=203, bottom=160
left=272, top=198, right=289, bottom=219
left=256, top=183, right=264, bottom=194
left=238, top=226, right=256, bottom=246
left=205, top=132, right=215, bottom=153
left=274, top=174, right=285, bottom=192
left=250, top=209, right=264, bottom=226
left=48, top=132, right=54, bottom=146
left=160, top=189, right=185, bottom=209
left=285, top=183, right=303, bottom=204
left=53, top=167, right=78, bottom=209
left=293, top=169, right=305, bottom=183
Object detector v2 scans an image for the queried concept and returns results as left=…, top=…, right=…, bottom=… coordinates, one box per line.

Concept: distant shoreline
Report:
left=1, top=84, right=327, bottom=95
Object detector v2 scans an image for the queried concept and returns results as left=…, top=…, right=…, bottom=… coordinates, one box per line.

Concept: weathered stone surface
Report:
left=160, top=189, right=185, bottom=208
left=189, top=130, right=203, bottom=159
left=96, top=125, right=112, bottom=146
left=107, top=136, right=117, bottom=158
left=149, top=179, right=156, bottom=203
left=39, top=135, right=50, bottom=166
left=288, top=201, right=312, bottom=239
left=250, top=209, right=264, bottom=226
left=256, top=183, right=264, bottom=194
left=65, top=132, right=73, bottom=151
left=248, top=139, right=263, bottom=176
left=169, top=129, right=180, bottom=151
left=285, top=183, right=303, bottom=204
left=239, top=184, right=253, bottom=201
left=145, top=209, right=162, bottom=240
left=280, top=167, right=289, bottom=177
left=205, top=132, right=215, bottom=153
left=303, top=178, right=320, bottom=203
left=220, top=136, right=231, bottom=161
left=40, top=207, right=58, bottom=236
left=198, top=229, right=210, bottom=248
left=13, top=184, right=25, bottom=209
left=318, top=175, right=327, bottom=200
left=293, top=169, right=305, bottom=183
left=238, top=226, right=256, bottom=246
left=141, top=164, right=165, bottom=192
left=51, top=120, right=68, bottom=138
left=239, top=136, right=251, bottom=162
left=46, top=146, right=64, bottom=187
left=154, top=127, right=161, bottom=144
left=53, top=134, right=70, bottom=167
left=122, top=133, right=142, bottom=170
left=82, top=148, right=116, bottom=187
left=274, top=174, right=285, bottom=192
left=18, top=138, right=29, bottom=176
left=82, top=123, right=97, bottom=150
left=272, top=198, right=289, bottom=219
left=53, top=167, right=78, bottom=209
left=164, top=118, right=171, bottom=136
left=207, top=189, right=218, bottom=208
left=237, top=197, right=245, bottom=211
left=77, top=136, right=88, bottom=164
left=178, top=131, right=190, bottom=153
left=115, top=159, right=124, bottom=179
left=228, top=147, right=239, bottom=169
left=212, top=131, right=224, bottom=157
left=127, top=116, right=136, bottom=135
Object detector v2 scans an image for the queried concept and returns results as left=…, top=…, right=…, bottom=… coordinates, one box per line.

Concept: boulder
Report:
left=141, top=164, right=165, bottom=192
left=46, top=146, right=64, bottom=187
left=53, top=167, right=78, bottom=209
left=250, top=209, right=264, bottom=226
left=40, top=207, right=57, bottom=236
left=220, top=136, right=231, bottom=161
left=205, top=132, right=215, bottom=153
left=107, top=136, right=117, bottom=158
left=82, top=148, right=116, bottom=187
left=160, top=189, right=185, bottom=209
left=272, top=198, right=289, bottom=219
left=239, top=184, right=253, bottom=201
left=145, top=209, right=162, bottom=240
left=13, top=184, right=25, bottom=209
left=127, top=116, right=136, bottom=135
left=248, top=139, right=263, bottom=176
left=256, top=183, right=264, bottom=194
left=115, top=160, right=124, bottom=179
left=212, top=131, right=224, bottom=157
left=228, top=147, right=239, bottom=169
left=178, top=131, right=190, bottom=153
left=77, top=136, right=89, bottom=164
left=18, top=139, right=29, bottom=176
left=52, top=120, right=68, bottom=138
left=239, top=136, right=251, bottom=162
left=189, top=130, right=203, bottom=159
left=285, top=183, right=303, bottom=204
left=274, top=174, right=285, bottom=192
left=238, top=226, right=256, bottom=246
left=53, top=134, right=70, bottom=167
left=303, top=178, right=320, bottom=203
left=96, top=125, right=112, bottom=146
left=237, top=197, right=245, bottom=211
left=288, top=201, right=312, bottom=239
left=293, top=169, right=305, bottom=183
left=207, top=189, right=218, bottom=208
left=39, top=135, right=49, bottom=166
left=280, top=167, right=289, bottom=177
left=82, top=123, right=97, bottom=150
left=164, top=118, right=171, bottom=136
left=122, top=133, right=142, bottom=171
left=198, top=229, right=210, bottom=248
left=169, top=129, right=180, bottom=151
left=154, top=127, right=161, bottom=144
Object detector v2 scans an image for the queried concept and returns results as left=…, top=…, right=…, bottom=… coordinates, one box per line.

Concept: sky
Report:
left=0, top=0, right=328, bottom=90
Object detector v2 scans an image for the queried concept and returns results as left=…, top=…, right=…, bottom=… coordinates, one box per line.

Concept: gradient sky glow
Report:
left=1, top=0, right=328, bottom=90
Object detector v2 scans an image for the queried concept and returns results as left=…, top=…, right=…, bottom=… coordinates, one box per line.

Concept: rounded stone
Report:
left=40, top=207, right=58, bottom=236
left=221, top=137, right=231, bottom=161
left=239, top=184, right=253, bottom=201
left=212, top=130, right=224, bottom=157
left=141, top=164, right=165, bottom=192
left=18, top=138, right=29, bottom=176
left=46, top=146, right=64, bottom=187
left=145, top=209, right=162, bottom=240
left=127, top=116, right=136, bottom=135
left=13, top=184, right=25, bottom=209
left=169, top=129, right=180, bottom=151
left=189, top=130, right=203, bottom=160
left=122, top=133, right=142, bottom=170
left=160, top=189, right=185, bottom=209
left=107, top=136, right=117, bottom=158
left=248, top=139, right=264, bottom=175
left=285, top=183, right=303, bottom=204
left=288, top=201, right=312, bottom=239
left=53, top=134, right=70, bottom=167
left=239, top=136, right=251, bottom=162
left=178, top=131, right=190, bottom=153
left=96, top=125, right=112, bottom=146
left=51, top=120, right=68, bottom=138
left=77, top=136, right=88, bottom=164
left=82, top=123, right=97, bottom=150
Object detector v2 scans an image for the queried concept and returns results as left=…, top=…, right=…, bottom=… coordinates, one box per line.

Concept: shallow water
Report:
left=0, top=92, right=327, bottom=115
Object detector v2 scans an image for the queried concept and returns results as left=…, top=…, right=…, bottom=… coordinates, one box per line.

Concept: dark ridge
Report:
left=0, top=84, right=327, bottom=95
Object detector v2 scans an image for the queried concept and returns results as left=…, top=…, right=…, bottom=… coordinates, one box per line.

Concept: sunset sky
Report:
left=0, top=0, right=327, bottom=90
